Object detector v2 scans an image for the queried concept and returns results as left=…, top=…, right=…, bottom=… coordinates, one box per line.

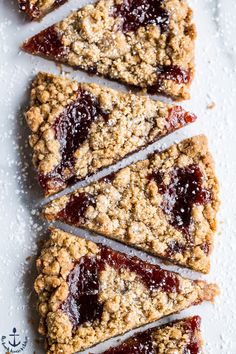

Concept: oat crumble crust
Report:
left=22, top=0, right=196, bottom=100
left=18, top=0, right=67, bottom=19
left=35, top=229, right=218, bottom=354
left=102, top=316, right=203, bottom=354
left=43, top=136, right=219, bottom=273
left=25, top=72, right=196, bottom=196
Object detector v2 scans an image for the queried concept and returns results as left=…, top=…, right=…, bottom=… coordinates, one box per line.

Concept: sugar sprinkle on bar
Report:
left=25, top=72, right=196, bottom=196
left=35, top=228, right=218, bottom=353
left=43, top=136, right=219, bottom=273
left=22, top=0, right=196, bottom=99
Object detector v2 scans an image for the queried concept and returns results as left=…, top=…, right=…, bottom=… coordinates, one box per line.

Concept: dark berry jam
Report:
left=58, top=193, right=96, bottom=224
left=102, top=172, right=116, bottom=184
left=38, top=172, right=67, bottom=195
left=22, top=26, right=68, bottom=59
left=165, top=240, right=186, bottom=258
left=200, top=242, right=210, bottom=255
left=184, top=316, right=201, bottom=354
left=113, top=0, right=169, bottom=33
left=103, top=331, right=154, bottom=354
left=166, top=106, right=197, bottom=132
left=157, top=66, right=191, bottom=85
left=54, top=0, right=67, bottom=7
left=38, top=89, right=108, bottom=194
left=61, top=245, right=180, bottom=329
left=61, top=256, right=103, bottom=329
left=186, top=315, right=201, bottom=332
left=53, top=89, right=107, bottom=171
left=19, top=0, right=67, bottom=17
left=19, top=0, right=40, bottom=17
left=149, top=165, right=211, bottom=237
left=100, top=246, right=179, bottom=293
left=148, top=66, right=192, bottom=95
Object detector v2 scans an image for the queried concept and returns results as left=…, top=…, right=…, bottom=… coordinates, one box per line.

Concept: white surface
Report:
left=0, top=0, right=236, bottom=353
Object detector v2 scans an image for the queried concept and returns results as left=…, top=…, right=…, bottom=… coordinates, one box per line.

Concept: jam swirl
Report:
left=103, top=331, right=154, bottom=354
left=113, top=0, right=169, bottom=33
left=149, top=164, right=211, bottom=237
left=38, top=89, right=108, bottom=194
left=22, top=26, right=68, bottom=58
left=61, top=246, right=180, bottom=329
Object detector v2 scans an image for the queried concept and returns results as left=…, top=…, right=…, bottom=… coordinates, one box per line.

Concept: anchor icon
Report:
left=8, top=328, right=21, bottom=347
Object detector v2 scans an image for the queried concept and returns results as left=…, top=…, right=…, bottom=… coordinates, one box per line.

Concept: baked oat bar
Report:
left=101, top=316, right=203, bottom=354
left=25, top=72, right=196, bottom=196
left=22, top=0, right=196, bottom=100
left=18, top=0, right=67, bottom=19
left=35, top=228, right=218, bottom=354
left=43, top=136, right=219, bottom=273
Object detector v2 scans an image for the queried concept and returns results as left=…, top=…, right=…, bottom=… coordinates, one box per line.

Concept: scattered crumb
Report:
left=207, top=102, right=216, bottom=109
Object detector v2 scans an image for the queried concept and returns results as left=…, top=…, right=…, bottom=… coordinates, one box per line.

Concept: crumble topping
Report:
left=43, top=136, right=219, bottom=273
left=19, top=0, right=67, bottom=19
left=22, top=0, right=196, bottom=99
left=102, top=316, right=203, bottom=354
left=25, top=72, right=196, bottom=195
left=35, top=229, right=218, bottom=353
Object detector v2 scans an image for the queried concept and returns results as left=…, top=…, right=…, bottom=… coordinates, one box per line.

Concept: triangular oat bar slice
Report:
left=18, top=0, right=67, bottom=19
left=101, top=316, right=203, bottom=354
left=22, top=0, right=196, bottom=99
left=35, top=229, right=218, bottom=353
left=43, top=136, right=219, bottom=273
left=25, top=72, right=196, bottom=196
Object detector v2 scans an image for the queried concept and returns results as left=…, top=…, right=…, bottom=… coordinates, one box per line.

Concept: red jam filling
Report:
left=101, top=246, right=179, bottom=293
left=61, top=256, right=103, bottom=328
left=54, top=0, right=67, bottom=7
left=149, top=164, right=211, bottom=238
left=113, top=0, right=169, bottom=33
left=102, top=172, right=116, bottom=184
left=61, top=246, right=180, bottom=329
left=19, top=0, right=40, bottom=17
left=184, top=316, right=201, bottom=354
left=19, top=0, right=67, bottom=18
left=36, top=92, right=195, bottom=196
left=57, top=193, right=96, bottom=224
left=165, top=240, right=187, bottom=258
left=53, top=90, right=107, bottom=173
left=148, top=66, right=192, bottom=94
left=22, top=26, right=68, bottom=59
left=157, top=66, right=192, bottom=85
left=104, top=331, right=154, bottom=354
left=38, top=89, right=108, bottom=194
left=166, top=106, right=197, bottom=132
left=104, top=316, right=201, bottom=354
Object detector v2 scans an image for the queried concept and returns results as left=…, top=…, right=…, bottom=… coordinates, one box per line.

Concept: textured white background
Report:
left=0, top=0, right=236, bottom=353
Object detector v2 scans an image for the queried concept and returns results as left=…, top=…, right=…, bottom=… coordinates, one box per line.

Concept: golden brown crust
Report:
left=35, top=229, right=218, bottom=354
left=22, top=0, right=196, bottom=99
left=18, top=0, right=67, bottom=19
left=25, top=72, right=195, bottom=196
left=102, top=316, right=203, bottom=354
left=43, top=136, right=219, bottom=273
